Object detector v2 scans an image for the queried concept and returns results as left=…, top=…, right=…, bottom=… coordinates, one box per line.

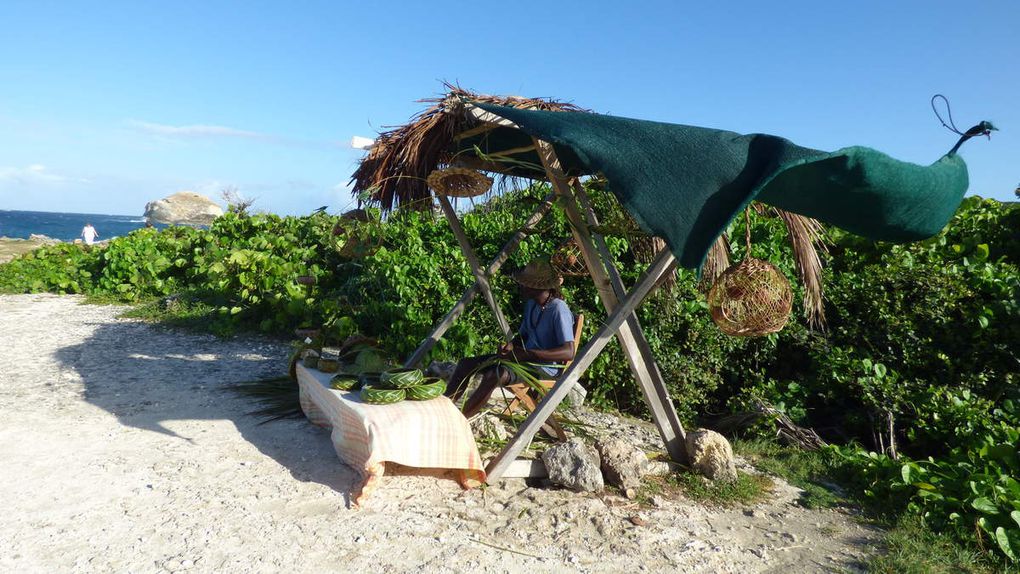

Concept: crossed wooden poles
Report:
left=403, top=104, right=688, bottom=482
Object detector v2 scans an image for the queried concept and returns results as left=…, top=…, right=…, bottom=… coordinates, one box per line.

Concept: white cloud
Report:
left=127, top=120, right=267, bottom=140
left=0, top=164, right=86, bottom=185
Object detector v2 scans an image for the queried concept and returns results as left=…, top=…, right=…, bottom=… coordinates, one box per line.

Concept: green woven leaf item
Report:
left=405, top=377, right=447, bottom=401
left=360, top=385, right=406, bottom=405
left=380, top=368, right=425, bottom=389
left=329, top=375, right=361, bottom=391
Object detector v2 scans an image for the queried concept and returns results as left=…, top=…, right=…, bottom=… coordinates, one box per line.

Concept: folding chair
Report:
left=501, top=314, right=584, bottom=442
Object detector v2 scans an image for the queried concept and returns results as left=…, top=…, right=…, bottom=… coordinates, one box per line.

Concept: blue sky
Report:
left=1, top=1, right=1017, bottom=216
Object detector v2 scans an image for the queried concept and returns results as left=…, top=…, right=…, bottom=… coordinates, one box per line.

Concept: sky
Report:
left=1, top=0, right=1017, bottom=216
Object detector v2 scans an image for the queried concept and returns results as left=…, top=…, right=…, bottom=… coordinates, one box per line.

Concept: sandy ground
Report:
left=0, top=294, right=882, bottom=573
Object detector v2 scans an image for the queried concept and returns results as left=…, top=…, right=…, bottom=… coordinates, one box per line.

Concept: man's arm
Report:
left=501, top=341, right=574, bottom=363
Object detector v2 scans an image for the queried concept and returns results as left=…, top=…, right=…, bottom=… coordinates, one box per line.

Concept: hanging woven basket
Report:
left=426, top=167, right=492, bottom=198
left=550, top=238, right=588, bottom=276
left=707, top=258, right=792, bottom=337
left=706, top=208, right=793, bottom=337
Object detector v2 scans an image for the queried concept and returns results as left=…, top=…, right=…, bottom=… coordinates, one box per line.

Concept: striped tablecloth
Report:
left=295, top=364, right=485, bottom=504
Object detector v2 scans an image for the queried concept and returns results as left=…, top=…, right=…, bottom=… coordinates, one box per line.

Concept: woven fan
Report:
left=707, top=209, right=793, bottom=337
left=550, top=238, right=588, bottom=276
left=426, top=167, right=492, bottom=198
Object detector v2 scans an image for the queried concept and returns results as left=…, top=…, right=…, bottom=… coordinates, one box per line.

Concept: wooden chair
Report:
left=501, top=314, right=584, bottom=442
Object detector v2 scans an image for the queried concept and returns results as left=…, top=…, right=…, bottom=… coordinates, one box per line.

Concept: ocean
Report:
left=0, top=210, right=153, bottom=242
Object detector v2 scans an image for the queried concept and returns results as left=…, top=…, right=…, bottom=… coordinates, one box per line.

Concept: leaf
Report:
left=978, top=316, right=990, bottom=329
left=972, top=497, right=1001, bottom=515
left=995, top=527, right=1018, bottom=561
left=873, top=363, right=887, bottom=378
left=230, top=306, right=243, bottom=315
left=1013, top=511, right=1020, bottom=529
left=901, top=464, right=913, bottom=484
left=974, top=243, right=990, bottom=261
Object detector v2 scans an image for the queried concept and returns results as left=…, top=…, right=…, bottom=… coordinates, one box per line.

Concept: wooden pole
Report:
left=485, top=248, right=676, bottom=480
left=570, top=179, right=688, bottom=456
left=437, top=194, right=511, bottom=339
left=533, top=139, right=687, bottom=464
left=403, top=193, right=555, bottom=368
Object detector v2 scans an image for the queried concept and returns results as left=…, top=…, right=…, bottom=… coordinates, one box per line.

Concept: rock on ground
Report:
left=144, top=191, right=224, bottom=226
left=542, top=438, right=604, bottom=493
left=687, top=428, right=738, bottom=482
left=596, top=438, right=648, bottom=490
left=0, top=294, right=882, bottom=573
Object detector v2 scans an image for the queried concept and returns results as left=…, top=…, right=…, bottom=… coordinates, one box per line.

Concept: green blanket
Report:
left=473, top=102, right=970, bottom=270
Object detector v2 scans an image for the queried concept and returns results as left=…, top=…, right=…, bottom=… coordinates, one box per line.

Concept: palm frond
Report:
left=698, top=234, right=731, bottom=292
left=229, top=376, right=303, bottom=424
left=774, top=208, right=828, bottom=330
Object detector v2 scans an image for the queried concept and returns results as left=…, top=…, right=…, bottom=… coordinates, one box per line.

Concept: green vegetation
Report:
left=2, top=187, right=1018, bottom=566
left=672, top=470, right=773, bottom=507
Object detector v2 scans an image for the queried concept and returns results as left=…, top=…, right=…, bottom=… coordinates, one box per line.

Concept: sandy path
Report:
left=0, top=294, right=881, bottom=573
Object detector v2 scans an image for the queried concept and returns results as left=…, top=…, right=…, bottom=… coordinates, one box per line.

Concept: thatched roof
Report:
left=350, top=86, right=589, bottom=212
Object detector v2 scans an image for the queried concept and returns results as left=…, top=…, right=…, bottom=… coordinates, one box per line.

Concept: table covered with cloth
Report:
left=295, top=363, right=486, bottom=504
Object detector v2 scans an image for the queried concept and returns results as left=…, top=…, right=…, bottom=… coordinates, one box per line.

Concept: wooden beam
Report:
left=447, top=156, right=539, bottom=180
left=531, top=138, right=687, bottom=464
left=485, top=248, right=676, bottom=480
left=437, top=194, right=512, bottom=340
left=570, top=179, right=688, bottom=459
left=403, top=194, right=555, bottom=368
left=452, top=122, right=500, bottom=142
left=463, top=103, right=520, bottom=128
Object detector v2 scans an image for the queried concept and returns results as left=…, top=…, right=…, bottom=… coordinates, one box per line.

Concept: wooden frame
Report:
left=405, top=103, right=688, bottom=482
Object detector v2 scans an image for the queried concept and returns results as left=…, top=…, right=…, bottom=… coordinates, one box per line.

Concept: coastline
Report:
left=0, top=235, right=62, bottom=264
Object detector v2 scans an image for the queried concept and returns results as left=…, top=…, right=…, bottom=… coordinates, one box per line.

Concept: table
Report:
left=295, top=364, right=485, bottom=504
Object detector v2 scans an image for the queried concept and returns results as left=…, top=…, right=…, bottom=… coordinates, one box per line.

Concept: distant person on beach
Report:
left=80, top=223, right=98, bottom=246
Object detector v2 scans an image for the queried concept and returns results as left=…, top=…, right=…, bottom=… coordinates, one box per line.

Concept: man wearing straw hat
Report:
left=445, top=258, right=576, bottom=418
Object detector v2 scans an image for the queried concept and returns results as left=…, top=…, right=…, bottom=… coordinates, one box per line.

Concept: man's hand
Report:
left=498, top=341, right=514, bottom=357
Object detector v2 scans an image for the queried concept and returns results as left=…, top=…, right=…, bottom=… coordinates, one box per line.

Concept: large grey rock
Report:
left=595, top=438, right=648, bottom=490
left=685, top=428, right=737, bottom=482
left=541, top=438, right=603, bottom=492
left=144, top=191, right=224, bottom=226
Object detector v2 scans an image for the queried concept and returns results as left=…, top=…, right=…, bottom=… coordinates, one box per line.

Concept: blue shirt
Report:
left=518, top=298, right=574, bottom=375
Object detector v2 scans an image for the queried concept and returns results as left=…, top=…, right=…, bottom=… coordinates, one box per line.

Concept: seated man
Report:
left=445, top=259, right=575, bottom=418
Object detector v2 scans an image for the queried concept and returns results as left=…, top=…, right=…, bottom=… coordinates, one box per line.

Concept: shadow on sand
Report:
left=54, top=319, right=360, bottom=504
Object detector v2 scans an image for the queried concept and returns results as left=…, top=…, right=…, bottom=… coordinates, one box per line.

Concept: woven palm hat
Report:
left=513, top=259, right=564, bottom=290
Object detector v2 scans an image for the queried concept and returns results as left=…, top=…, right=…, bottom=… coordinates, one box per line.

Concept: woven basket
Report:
left=426, top=167, right=492, bottom=198
left=380, top=368, right=425, bottom=389
left=405, top=378, right=447, bottom=401
left=707, top=257, right=792, bottom=337
left=550, top=238, right=588, bottom=277
left=330, top=375, right=361, bottom=391
left=360, top=385, right=406, bottom=405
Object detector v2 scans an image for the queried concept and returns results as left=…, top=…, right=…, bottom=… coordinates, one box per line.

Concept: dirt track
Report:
left=0, top=294, right=881, bottom=573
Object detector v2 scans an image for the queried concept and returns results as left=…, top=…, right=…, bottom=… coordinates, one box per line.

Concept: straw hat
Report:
left=513, top=259, right=564, bottom=290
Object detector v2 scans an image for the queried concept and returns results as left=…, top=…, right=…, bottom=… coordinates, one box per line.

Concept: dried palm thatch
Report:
left=350, top=84, right=587, bottom=212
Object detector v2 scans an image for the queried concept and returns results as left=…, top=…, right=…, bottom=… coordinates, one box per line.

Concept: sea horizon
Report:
left=0, top=209, right=151, bottom=242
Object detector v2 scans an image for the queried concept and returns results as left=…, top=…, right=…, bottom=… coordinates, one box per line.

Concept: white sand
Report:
left=0, top=294, right=881, bottom=573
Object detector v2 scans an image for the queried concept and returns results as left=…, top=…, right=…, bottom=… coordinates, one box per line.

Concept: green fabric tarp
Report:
left=473, top=102, right=970, bottom=270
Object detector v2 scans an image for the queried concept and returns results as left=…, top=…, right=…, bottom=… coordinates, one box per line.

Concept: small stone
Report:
left=624, top=488, right=638, bottom=500
left=744, top=509, right=757, bottom=517
left=629, top=516, right=647, bottom=527
left=180, top=559, right=194, bottom=569
left=685, top=428, right=737, bottom=482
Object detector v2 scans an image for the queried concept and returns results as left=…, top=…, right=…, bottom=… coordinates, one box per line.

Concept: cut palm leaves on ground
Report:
left=229, top=376, right=303, bottom=424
